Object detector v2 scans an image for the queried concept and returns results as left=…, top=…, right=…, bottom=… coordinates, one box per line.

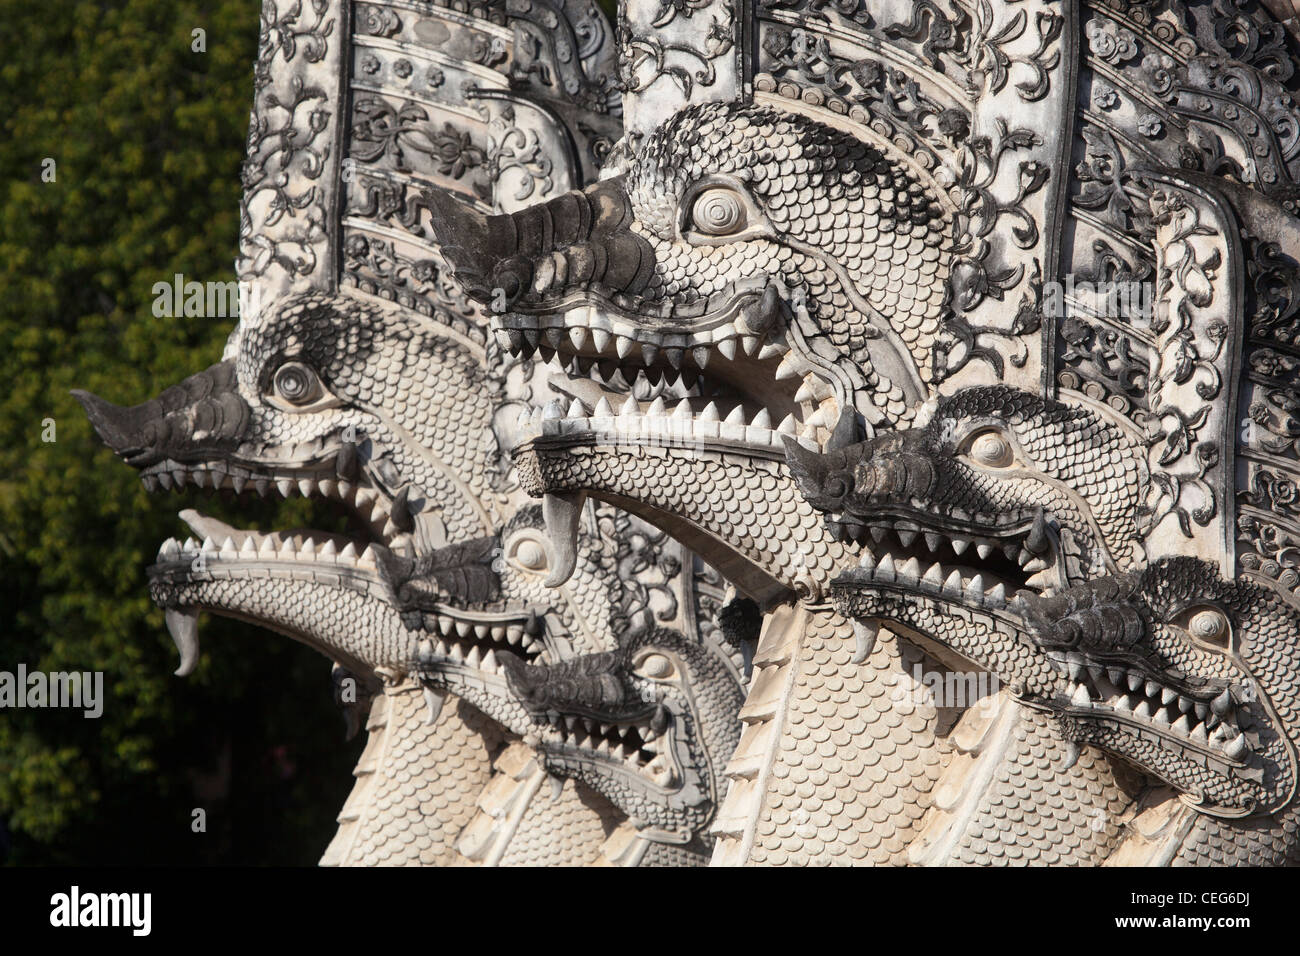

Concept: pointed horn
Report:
left=72, top=360, right=249, bottom=468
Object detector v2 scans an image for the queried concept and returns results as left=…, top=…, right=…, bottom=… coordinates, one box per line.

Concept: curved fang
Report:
left=165, top=607, right=200, bottom=677
left=542, top=491, right=586, bottom=587
left=851, top=620, right=879, bottom=664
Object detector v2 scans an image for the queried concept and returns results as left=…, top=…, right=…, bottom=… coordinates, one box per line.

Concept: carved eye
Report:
left=273, top=362, right=322, bottom=406
left=1181, top=606, right=1232, bottom=651
left=636, top=653, right=676, bottom=680
left=966, top=429, right=1015, bottom=468
left=689, top=187, right=747, bottom=237
left=822, top=473, right=852, bottom=502
left=513, top=540, right=547, bottom=571
left=504, top=530, right=551, bottom=575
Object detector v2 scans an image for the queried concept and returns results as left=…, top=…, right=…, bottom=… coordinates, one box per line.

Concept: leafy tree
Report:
left=0, top=0, right=361, bottom=864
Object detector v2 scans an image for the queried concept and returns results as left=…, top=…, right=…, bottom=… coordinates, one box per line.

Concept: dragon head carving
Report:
left=788, top=385, right=1149, bottom=594
left=430, top=99, right=954, bottom=456
left=834, top=556, right=1300, bottom=821
left=78, top=290, right=743, bottom=853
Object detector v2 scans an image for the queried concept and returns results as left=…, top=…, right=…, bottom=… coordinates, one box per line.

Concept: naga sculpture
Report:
left=74, top=0, right=1300, bottom=865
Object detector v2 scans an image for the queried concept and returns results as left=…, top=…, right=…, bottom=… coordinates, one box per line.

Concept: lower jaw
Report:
left=513, top=433, right=856, bottom=606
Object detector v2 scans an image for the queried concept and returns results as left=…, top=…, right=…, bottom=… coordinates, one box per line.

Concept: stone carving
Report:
left=75, top=0, right=1300, bottom=865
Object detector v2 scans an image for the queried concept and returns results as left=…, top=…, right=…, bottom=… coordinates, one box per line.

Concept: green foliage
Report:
left=0, top=0, right=361, bottom=863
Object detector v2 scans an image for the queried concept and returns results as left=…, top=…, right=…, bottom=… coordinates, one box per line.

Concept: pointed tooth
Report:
left=647, top=396, right=667, bottom=417
left=1177, top=695, right=1194, bottom=714
left=716, top=338, right=737, bottom=361
left=1224, top=733, right=1247, bottom=760
left=777, top=414, right=797, bottom=435
left=922, top=562, right=944, bottom=587
left=672, top=400, right=692, bottom=420
left=640, top=342, right=659, bottom=365
left=1066, top=653, right=1085, bottom=682
left=942, top=569, right=964, bottom=595
left=985, top=582, right=1006, bottom=607
left=390, top=486, right=414, bottom=534
left=1071, top=683, right=1092, bottom=707
left=620, top=394, right=639, bottom=417
left=774, top=353, right=801, bottom=381
left=1128, top=673, right=1144, bottom=693
left=976, top=544, right=994, bottom=560
left=1145, top=680, right=1160, bottom=699
left=320, top=539, right=337, bottom=559
left=339, top=542, right=357, bottom=562
left=1161, top=688, right=1177, bottom=706
left=896, top=530, right=917, bottom=548
left=898, top=556, right=920, bottom=580
left=593, top=397, right=613, bottom=418
left=924, top=533, right=942, bottom=552
left=750, top=408, right=771, bottom=430
left=724, top=405, right=746, bottom=426
left=276, top=479, right=295, bottom=498
left=240, top=537, right=258, bottom=557
left=1133, top=700, right=1151, bottom=719
left=1189, top=722, right=1208, bottom=742
left=699, top=402, right=720, bottom=423
left=876, top=553, right=896, bottom=581
left=615, top=336, right=635, bottom=359
left=965, top=574, right=985, bottom=600
left=298, top=478, right=315, bottom=497
left=1171, top=714, right=1191, bottom=735
left=950, top=537, right=970, bottom=556
left=1212, top=688, right=1233, bottom=716
left=1151, top=707, right=1170, bottom=726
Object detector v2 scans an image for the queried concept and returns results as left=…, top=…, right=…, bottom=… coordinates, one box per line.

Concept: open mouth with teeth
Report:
left=519, top=703, right=680, bottom=790
left=406, top=644, right=686, bottom=794
left=496, top=280, right=848, bottom=463
left=136, top=437, right=418, bottom=551
left=837, top=510, right=1066, bottom=600
left=833, top=557, right=1277, bottom=813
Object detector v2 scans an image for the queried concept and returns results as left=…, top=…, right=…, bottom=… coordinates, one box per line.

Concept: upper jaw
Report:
left=497, top=276, right=852, bottom=460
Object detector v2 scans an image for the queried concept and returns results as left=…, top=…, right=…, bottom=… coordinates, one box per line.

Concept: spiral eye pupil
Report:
left=274, top=363, right=318, bottom=405
left=1189, top=609, right=1229, bottom=645
left=969, top=431, right=1013, bottom=467
left=515, top=541, right=546, bottom=571
left=691, top=188, right=745, bottom=236
left=640, top=654, right=673, bottom=679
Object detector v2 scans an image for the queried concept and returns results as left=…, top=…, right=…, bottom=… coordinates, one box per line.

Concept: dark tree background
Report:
left=0, top=0, right=363, bottom=864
